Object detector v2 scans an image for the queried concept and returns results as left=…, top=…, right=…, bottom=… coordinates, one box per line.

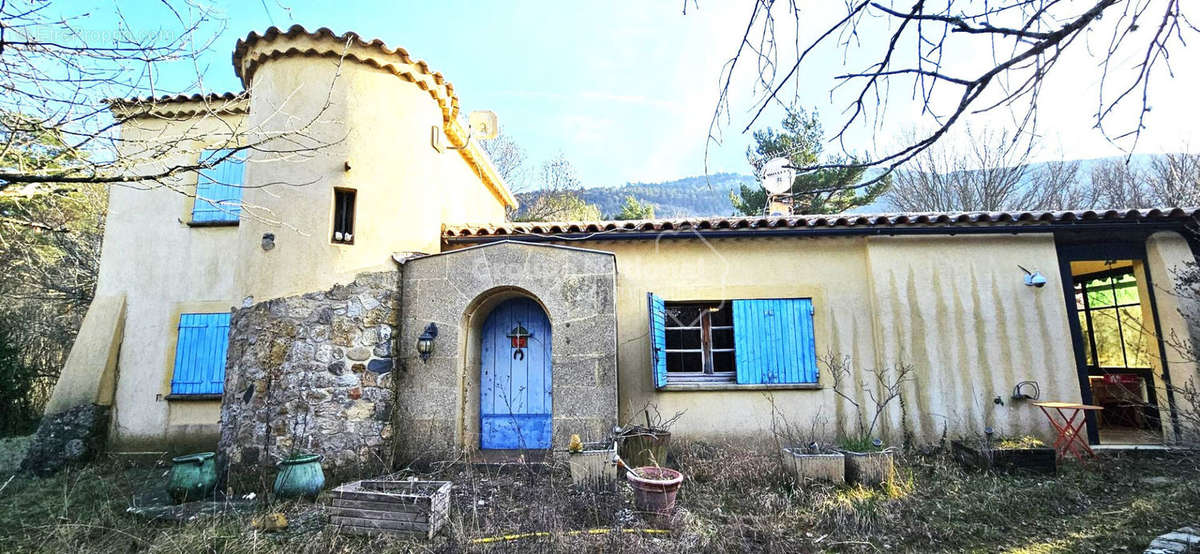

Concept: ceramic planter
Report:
left=782, top=448, right=845, bottom=483
left=626, top=466, right=684, bottom=516
left=166, top=451, right=217, bottom=504
left=567, top=442, right=618, bottom=488
left=274, top=454, right=326, bottom=500
left=842, top=450, right=895, bottom=486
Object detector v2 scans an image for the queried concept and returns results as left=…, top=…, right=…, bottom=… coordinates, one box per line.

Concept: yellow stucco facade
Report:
left=444, top=228, right=1199, bottom=445
left=47, top=27, right=515, bottom=452
left=43, top=24, right=1200, bottom=458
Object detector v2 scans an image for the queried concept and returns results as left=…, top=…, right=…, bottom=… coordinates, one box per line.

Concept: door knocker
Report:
left=507, top=324, right=532, bottom=361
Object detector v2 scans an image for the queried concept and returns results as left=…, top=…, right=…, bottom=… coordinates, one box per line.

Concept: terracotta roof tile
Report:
left=103, top=92, right=249, bottom=117
left=443, top=208, right=1200, bottom=241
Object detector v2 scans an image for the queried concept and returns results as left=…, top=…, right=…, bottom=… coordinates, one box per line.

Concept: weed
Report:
left=0, top=442, right=1196, bottom=552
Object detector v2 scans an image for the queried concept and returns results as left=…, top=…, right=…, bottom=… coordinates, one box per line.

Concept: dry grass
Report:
left=0, top=440, right=1197, bottom=552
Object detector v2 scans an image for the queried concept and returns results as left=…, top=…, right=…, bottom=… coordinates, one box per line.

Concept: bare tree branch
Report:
left=703, top=1, right=1194, bottom=195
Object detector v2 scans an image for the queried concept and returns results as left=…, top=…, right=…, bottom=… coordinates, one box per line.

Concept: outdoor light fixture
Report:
left=1018, top=265, right=1047, bottom=288
left=416, top=323, right=438, bottom=363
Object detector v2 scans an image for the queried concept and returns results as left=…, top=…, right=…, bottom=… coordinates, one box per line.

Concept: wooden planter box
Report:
left=568, top=442, right=617, bottom=488
left=843, top=450, right=895, bottom=486
left=782, top=448, right=845, bottom=483
left=951, top=440, right=1056, bottom=475
left=329, top=480, right=451, bottom=539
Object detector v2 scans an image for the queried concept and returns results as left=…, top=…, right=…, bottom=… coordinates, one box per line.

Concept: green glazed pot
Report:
left=273, top=454, right=325, bottom=500
left=166, top=451, right=217, bottom=504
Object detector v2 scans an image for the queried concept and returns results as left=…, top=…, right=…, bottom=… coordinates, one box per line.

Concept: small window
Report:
left=192, top=149, right=245, bottom=224
left=648, top=294, right=817, bottom=388
left=333, top=188, right=356, bottom=244
left=663, top=302, right=736, bottom=382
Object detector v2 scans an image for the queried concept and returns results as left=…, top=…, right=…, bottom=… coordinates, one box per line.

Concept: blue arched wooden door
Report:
left=480, top=297, right=552, bottom=450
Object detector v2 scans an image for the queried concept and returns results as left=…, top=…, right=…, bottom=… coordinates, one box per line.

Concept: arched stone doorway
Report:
left=395, top=241, right=617, bottom=459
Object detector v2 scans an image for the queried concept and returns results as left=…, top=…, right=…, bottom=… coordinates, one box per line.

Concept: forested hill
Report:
left=517, top=173, right=754, bottom=219
left=516, top=154, right=1170, bottom=219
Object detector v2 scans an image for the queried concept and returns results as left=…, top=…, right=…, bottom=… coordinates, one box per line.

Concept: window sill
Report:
left=187, top=220, right=239, bottom=228
left=660, top=382, right=821, bottom=392
left=164, top=393, right=223, bottom=401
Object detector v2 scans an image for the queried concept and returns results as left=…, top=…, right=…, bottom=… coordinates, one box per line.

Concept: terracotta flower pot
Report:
left=626, top=466, right=683, bottom=516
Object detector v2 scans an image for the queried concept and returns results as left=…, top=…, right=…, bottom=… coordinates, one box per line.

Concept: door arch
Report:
left=480, top=297, right=552, bottom=449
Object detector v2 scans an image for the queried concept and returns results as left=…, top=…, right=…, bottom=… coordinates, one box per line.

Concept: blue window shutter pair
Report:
left=647, top=293, right=667, bottom=389
left=170, top=313, right=231, bottom=395
left=192, top=149, right=246, bottom=222
left=733, top=298, right=818, bottom=384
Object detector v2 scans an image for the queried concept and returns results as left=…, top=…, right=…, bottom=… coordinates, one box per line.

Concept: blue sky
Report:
left=87, top=1, right=1200, bottom=189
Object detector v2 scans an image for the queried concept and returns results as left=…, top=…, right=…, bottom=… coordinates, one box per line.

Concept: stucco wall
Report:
left=232, top=35, right=511, bottom=304
left=863, top=235, right=1078, bottom=442
left=67, top=30, right=515, bottom=453
left=1145, top=231, right=1200, bottom=441
left=396, top=241, right=618, bottom=459
left=44, top=295, right=125, bottom=414
left=93, top=110, right=247, bottom=451
left=484, top=233, right=1099, bottom=445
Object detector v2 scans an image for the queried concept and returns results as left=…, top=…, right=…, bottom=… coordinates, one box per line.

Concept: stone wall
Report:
left=218, top=271, right=399, bottom=477
left=21, top=404, right=110, bottom=476
left=397, top=241, right=618, bottom=459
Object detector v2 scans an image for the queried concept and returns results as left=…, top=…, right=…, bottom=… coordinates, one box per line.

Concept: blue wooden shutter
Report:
left=648, top=293, right=667, bottom=389
left=733, top=299, right=817, bottom=384
left=192, top=149, right=245, bottom=222
left=171, top=312, right=231, bottom=395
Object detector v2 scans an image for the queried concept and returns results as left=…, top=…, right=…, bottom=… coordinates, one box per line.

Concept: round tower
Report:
left=230, top=26, right=513, bottom=303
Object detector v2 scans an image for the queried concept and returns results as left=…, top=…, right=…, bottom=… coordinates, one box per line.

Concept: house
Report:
left=32, top=26, right=1200, bottom=476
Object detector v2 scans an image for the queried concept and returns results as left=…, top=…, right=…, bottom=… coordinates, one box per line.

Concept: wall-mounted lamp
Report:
left=1018, top=265, right=1047, bottom=288
left=416, top=323, right=438, bottom=363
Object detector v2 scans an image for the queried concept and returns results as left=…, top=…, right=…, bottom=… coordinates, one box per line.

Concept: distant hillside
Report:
left=517, top=173, right=754, bottom=219
left=514, top=154, right=1173, bottom=219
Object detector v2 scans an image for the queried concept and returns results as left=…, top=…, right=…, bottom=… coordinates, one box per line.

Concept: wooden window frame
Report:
left=664, top=301, right=735, bottom=384
left=332, top=187, right=356, bottom=245
left=1074, top=267, right=1152, bottom=372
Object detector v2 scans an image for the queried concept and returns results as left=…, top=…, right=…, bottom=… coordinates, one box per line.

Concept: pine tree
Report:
left=734, top=108, right=889, bottom=215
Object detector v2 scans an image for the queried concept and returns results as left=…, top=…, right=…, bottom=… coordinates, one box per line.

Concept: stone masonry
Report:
left=396, top=241, right=618, bottom=459
left=218, top=271, right=399, bottom=476
left=21, top=403, right=110, bottom=476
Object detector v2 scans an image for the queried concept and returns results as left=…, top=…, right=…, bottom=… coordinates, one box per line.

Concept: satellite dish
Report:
left=469, top=110, right=499, bottom=140
left=760, top=157, right=795, bottom=195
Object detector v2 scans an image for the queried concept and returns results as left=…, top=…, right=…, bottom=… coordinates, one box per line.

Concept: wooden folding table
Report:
left=1033, top=401, right=1103, bottom=461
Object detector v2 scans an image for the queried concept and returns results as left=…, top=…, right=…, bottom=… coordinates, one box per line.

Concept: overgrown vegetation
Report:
left=996, top=436, right=1048, bottom=450
left=0, top=442, right=1195, bottom=552
left=0, top=116, right=106, bottom=434
left=612, top=195, right=655, bottom=220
